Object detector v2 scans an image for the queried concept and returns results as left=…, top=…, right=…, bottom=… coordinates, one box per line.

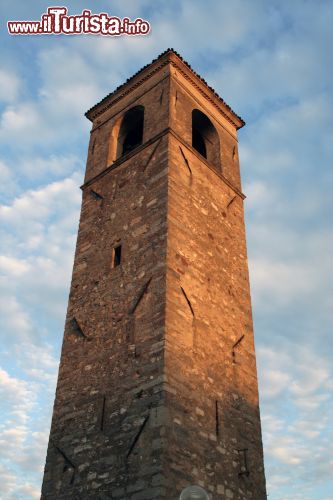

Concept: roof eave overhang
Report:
left=85, top=49, right=245, bottom=130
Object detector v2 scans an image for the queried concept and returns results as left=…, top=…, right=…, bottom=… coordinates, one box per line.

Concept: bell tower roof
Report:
left=85, top=48, right=245, bottom=129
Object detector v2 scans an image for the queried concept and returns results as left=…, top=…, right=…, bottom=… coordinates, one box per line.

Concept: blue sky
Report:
left=0, top=1, right=332, bottom=498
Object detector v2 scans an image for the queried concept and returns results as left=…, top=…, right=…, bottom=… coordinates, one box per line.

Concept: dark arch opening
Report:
left=192, top=128, right=207, bottom=158
left=192, top=109, right=220, bottom=171
left=117, top=105, right=144, bottom=158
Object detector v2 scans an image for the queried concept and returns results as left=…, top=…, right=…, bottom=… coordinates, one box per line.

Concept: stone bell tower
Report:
left=41, top=49, right=267, bottom=499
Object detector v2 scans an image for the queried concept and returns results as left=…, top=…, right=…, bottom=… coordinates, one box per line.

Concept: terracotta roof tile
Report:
left=85, top=48, right=245, bottom=128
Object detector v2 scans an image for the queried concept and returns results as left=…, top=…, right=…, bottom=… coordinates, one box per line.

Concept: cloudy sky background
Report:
left=1, top=1, right=332, bottom=498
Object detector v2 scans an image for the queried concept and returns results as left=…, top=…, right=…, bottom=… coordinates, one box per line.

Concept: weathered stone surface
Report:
left=41, top=50, right=266, bottom=499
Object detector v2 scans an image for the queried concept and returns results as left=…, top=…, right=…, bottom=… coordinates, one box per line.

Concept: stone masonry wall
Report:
left=42, top=128, right=170, bottom=499
left=85, top=66, right=171, bottom=183
left=42, top=52, right=266, bottom=500
left=164, top=129, right=266, bottom=499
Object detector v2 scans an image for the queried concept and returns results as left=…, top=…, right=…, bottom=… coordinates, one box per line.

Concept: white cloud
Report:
left=0, top=174, right=80, bottom=234
left=260, top=369, right=291, bottom=399
left=1, top=102, right=43, bottom=136
left=0, top=364, right=54, bottom=498
left=6, top=483, right=40, bottom=500
left=19, top=154, right=81, bottom=179
left=269, top=437, right=310, bottom=466
left=258, top=343, right=333, bottom=496
left=250, top=257, right=320, bottom=307
left=293, top=393, right=330, bottom=412
left=0, top=87, right=90, bottom=151
left=0, top=296, right=32, bottom=339
left=210, top=0, right=333, bottom=113
left=0, top=69, right=21, bottom=103
left=0, top=42, right=103, bottom=151
left=247, top=223, right=333, bottom=331
left=258, top=345, right=333, bottom=406
left=14, top=342, right=58, bottom=383
left=239, top=95, right=333, bottom=183
left=290, top=365, right=330, bottom=398
left=38, top=46, right=103, bottom=114
left=0, top=160, right=19, bottom=201
left=0, top=173, right=81, bottom=349
left=0, top=255, right=30, bottom=276
left=0, top=368, right=36, bottom=425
